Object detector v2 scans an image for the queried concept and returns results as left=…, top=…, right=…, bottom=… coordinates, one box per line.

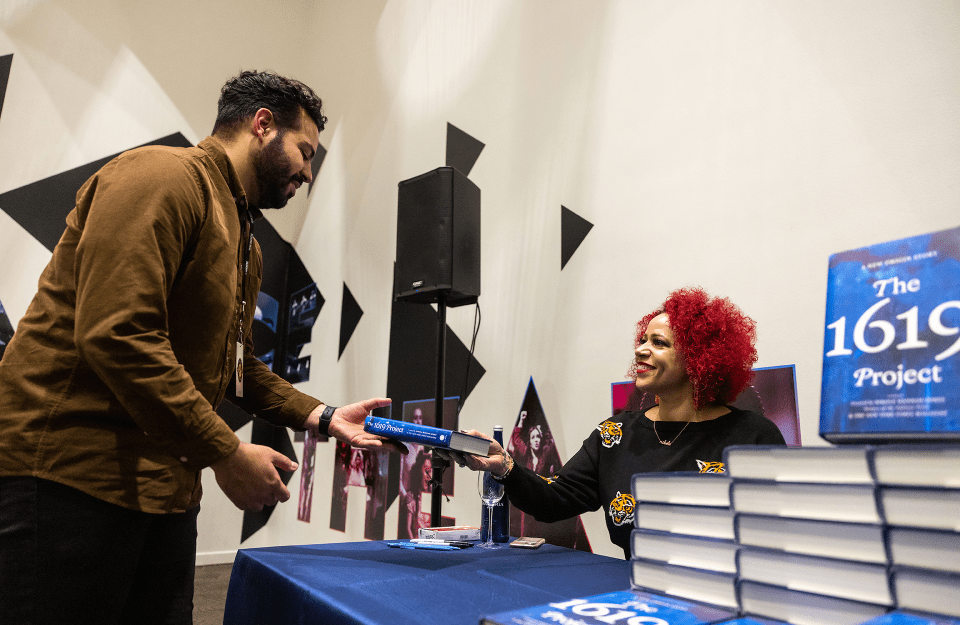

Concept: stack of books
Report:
left=628, top=471, right=740, bottom=610
left=871, top=445, right=960, bottom=619
left=481, top=443, right=960, bottom=625
left=725, top=446, right=891, bottom=624
left=725, top=444, right=960, bottom=624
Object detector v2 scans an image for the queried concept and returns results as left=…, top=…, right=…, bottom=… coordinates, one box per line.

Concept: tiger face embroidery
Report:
left=608, top=491, right=635, bottom=526
left=596, top=421, right=623, bottom=448
left=697, top=460, right=725, bottom=473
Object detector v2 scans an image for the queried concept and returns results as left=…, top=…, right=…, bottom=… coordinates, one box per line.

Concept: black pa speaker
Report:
left=394, top=167, right=480, bottom=307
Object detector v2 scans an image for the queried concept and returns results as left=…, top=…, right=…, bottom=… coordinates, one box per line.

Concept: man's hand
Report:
left=211, top=442, right=298, bottom=511
left=304, top=398, right=408, bottom=454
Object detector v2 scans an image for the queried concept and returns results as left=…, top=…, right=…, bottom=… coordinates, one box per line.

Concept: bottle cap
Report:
left=493, top=425, right=503, bottom=431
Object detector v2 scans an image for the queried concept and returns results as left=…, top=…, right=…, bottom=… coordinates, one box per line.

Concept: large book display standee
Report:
left=394, top=167, right=480, bottom=526
left=820, top=225, right=960, bottom=443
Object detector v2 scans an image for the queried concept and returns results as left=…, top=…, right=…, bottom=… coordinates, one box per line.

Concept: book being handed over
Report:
left=363, top=416, right=490, bottom=456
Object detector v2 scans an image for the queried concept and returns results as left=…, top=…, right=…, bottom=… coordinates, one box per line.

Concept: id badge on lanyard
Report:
left=236, top=210, right=254, bottom=397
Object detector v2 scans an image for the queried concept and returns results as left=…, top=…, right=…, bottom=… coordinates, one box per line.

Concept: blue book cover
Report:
left=362, top=415, right=489, bottom=456
left=480, top=589, right=736, bottom=625
left=819, top=226, right=960, bottom=443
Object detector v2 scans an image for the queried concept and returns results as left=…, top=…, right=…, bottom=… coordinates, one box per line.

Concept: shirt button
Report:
left=180, top=457, right=189, bottom=463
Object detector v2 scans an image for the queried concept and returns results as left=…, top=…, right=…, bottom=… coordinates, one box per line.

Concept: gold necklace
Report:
left=653, top=419, right=690, bottom=446
left=652, top=409, right=699, bottom=446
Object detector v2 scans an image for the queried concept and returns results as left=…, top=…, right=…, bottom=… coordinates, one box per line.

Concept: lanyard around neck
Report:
left=235, top=203, right=255, bottom=397
left=238, top=207, right=255, bottom=342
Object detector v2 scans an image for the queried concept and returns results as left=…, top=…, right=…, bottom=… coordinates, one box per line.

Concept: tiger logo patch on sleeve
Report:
left=608, top=491, right=635, bottom=526
left=697, top=460, right=725, bottom=473
left=596, top=421, right=623, bottom=448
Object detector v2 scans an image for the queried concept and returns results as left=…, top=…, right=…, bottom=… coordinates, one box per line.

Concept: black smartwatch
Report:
left=317, top=404, right=337, bottom=437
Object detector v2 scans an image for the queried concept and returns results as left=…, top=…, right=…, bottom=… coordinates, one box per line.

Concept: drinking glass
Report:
left=477, top=471, right=505, bottom=549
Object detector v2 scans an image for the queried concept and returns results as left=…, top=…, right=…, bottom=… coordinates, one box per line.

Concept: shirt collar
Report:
left=197, top=136, right=264, bottom=221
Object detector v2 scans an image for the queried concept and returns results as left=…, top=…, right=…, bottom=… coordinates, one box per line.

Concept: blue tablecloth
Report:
left=223, top=540, right=630, bottom=625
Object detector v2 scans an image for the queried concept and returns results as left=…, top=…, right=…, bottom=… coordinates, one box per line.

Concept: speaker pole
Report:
left=430, top=292, right=449, bottom=527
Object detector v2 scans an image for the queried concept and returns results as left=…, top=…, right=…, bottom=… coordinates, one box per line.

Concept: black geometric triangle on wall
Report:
left=240, top=419, right=299, bottom=542
left=307, top=143, right=327, bottom=195
left=338, top=283, right=363, bottom=360
left=445, top=123, right=484, bottom=176
left=507, top=377, right=593, bottom=552
left=561, top=205, right=593, bottom=270
left=0, top=54, right=12, bottom=122
left=0, top=133, right=193, bottom=252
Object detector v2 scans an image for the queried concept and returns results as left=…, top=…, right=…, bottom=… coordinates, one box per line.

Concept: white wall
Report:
left=1, top=0, right=957, bottom=562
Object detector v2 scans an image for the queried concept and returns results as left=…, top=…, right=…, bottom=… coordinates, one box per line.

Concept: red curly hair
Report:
left=629, top=287, right=757, bottom=409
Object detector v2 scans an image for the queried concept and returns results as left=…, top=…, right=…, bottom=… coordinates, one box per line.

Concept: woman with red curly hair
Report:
left=447, top=287, right=785, bottom=558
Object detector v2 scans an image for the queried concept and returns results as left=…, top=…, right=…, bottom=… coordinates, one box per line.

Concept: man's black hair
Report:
left=212, top=70, right=327, bottom=136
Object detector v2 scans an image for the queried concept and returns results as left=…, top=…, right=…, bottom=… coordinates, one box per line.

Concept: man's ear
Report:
left=251, top=108, right=275, bottom=140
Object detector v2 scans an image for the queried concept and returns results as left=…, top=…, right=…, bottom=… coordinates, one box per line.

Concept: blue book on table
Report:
left=819, top=225, right=960, bottom=443
left=362, top=415, right=489, bottom=456
left=480, top=589, right=735, bottom=625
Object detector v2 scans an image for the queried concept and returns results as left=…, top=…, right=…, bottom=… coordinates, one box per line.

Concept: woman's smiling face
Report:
left=634, top=313, right=690, bottom=395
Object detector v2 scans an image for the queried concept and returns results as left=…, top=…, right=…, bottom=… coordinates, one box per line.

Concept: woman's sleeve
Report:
left=500, top=432, right=603, bottom=523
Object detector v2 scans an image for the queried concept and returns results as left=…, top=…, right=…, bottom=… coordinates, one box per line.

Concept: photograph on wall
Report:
left=361, top=449, right=389, bottom=540
left=283, top=282, right=321, bottom=385
left=329, top=405, right=391, bottom=539
left=395, top=396, right=460, bottom=539
left=507, top=378, right=592, bottom=552
left=612, top=364, right=802, bottom=446
left=329, top=441, right=350, bottom=533
left=820, top=226, right=960, bottom=443
left=284, top=355, right=310, bottom=385
left=297, top=430, right=318, bottom=523
left=288, top=283, right=321, bottom=333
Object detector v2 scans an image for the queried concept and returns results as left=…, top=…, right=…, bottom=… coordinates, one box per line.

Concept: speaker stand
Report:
left=430, top=293, right=449, bottom=527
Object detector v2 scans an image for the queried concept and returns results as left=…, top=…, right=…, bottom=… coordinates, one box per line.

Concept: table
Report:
left=223, top=540, right=630, bottom=625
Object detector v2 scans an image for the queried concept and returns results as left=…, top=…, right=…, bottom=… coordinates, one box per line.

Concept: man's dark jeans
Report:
left=0, top=476, right=199, bottom=625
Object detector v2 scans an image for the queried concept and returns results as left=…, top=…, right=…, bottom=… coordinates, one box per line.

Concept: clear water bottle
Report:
left=480, top=425, right=511, bottom=543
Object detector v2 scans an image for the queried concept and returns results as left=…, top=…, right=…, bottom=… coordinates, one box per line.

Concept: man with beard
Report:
left=0, top=70, right=405, bottom=625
